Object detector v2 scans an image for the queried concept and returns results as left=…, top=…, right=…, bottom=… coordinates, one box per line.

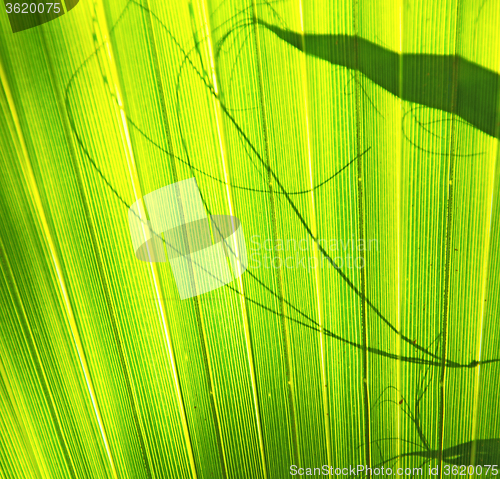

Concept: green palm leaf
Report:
left=1, top=0, right=499, bottom=478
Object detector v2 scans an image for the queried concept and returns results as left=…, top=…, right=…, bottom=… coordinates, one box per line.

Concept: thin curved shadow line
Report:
left=173, top=19, right=364, bottom=198
left=373, top=439, right=500, bottom=467
left=128, top=112, right=370, bottom=195
left=343, top=71, right=385, bottom=119
left=402, top=106, right=486, bottom=157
